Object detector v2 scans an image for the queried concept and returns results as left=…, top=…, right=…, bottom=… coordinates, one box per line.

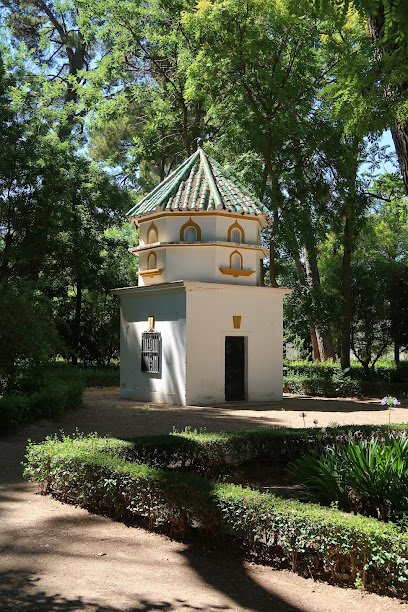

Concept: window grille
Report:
left=141, top=330, right=161, bottom=373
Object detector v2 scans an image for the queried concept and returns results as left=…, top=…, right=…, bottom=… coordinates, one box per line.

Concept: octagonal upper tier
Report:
left=126, top=146, right=271, bottom=287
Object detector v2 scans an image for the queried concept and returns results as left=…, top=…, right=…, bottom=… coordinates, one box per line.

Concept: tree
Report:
left=314, top=0, right=408, bottom=192
left=2, top=0, right=93, bottom=138
left=77, top=0, right=208, bottom=186
left=0, top=280, right=59, bottom=391
left=0, top=45, right=137, bottom=363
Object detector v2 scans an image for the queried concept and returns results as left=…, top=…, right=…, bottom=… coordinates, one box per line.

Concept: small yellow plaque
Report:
left=233, top=316, right=241, bottom=329
left=148, top=316, right=155, bottom=329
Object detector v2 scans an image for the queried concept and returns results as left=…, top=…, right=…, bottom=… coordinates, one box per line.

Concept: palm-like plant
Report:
left=289, top=436, right=408, bottom=521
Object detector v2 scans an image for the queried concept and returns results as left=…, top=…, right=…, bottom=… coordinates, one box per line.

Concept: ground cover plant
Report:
left=24, top=428, right=408, bottom=597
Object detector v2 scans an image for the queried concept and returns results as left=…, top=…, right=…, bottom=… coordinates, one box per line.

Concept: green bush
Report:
left=44, top=363, right=120, bottom=388
left=0, top=379, right=85, bottom=435
left=24, top=433, right=408, bottom=595
left=283, top=359, right=408, bottom=397
left=289, top=436, right=408, bottom=522
left=283, top=373, right=360, bottom=397
left=0, top=394, right=29, bottom=433
left=118, top=425, right=408, bottom=475
left=284, top=359, right=408, bottom=384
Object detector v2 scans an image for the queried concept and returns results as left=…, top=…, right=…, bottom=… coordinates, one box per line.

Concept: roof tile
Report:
left=126, top=147, right=271, bottom=223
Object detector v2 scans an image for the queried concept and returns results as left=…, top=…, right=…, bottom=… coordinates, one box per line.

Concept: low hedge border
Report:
left=45, top=364, right=120, bottom=388
left=283, top=375, right=408, bottom=398
left=118, top=425, right=408, bottom=473
left=0, top=379, right=85, bottom=435
left=24, top=433, right=408, bottom=596
left=283, top=360, right=408, bottom=384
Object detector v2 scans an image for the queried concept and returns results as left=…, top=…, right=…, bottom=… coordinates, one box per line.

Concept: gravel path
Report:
left=1, top=388, right=407, bottom=611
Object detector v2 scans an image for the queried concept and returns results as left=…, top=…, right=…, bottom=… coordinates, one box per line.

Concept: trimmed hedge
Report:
left=45, top=364, right=120, bottom=388
left=283, top=374, right=360, bottom=397
left=24, top=433, right=408, bottom=596
left=119, top=425, right=408, bottom=474
left=284, top=359, right=408, bottom=383
left=0, top=379, right=84, bottom=435
left=284, top=376, right=408, bottom=398
left=283, top=359, right=408, bottom=398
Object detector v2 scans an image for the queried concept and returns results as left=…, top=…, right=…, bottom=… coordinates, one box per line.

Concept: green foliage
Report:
left=283, top=373, right=360, bottom=397
left=283, top=359, right=408, bottom=396
left=45, top=363, right=120, bottom=388
left=0, top=378, right=84, bottom=435
left=0, top=280, right=59, bottom=391
left=0, top=44, right=137, bottom=367
left=24, top=432, right=408, bottom=595
left=122, top=424, right=408, bottom=475
left=289, top=436, right=408, bottom=521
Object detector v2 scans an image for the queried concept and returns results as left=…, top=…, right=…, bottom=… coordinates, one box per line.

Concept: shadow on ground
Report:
left=0, top=388, right=405, bottom=611
left=0, top=569, right=233, bottom=612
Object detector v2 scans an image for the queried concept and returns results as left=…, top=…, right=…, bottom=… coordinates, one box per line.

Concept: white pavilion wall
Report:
left=119, top=289, right=187, bottom=404
left=184, top=284, right=285, bottom=405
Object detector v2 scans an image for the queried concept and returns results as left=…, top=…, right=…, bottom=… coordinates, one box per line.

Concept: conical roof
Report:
left=126, top=147, right=272, bottom=224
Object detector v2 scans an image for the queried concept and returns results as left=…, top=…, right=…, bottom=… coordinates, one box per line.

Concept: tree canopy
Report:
left=0, top=0, right=407, bottom=377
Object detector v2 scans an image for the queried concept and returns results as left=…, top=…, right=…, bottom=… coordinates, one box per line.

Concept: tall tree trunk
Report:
left=340, top=214, right=352, bottom=370
left=303, top=243, right=336, bottom=361
left=394, top=342, right=400, bottom=364
left=269, top=212, right=279, bottom=288
left=310, top=327, right=321, bottom=361
left=391, top=123, right=408, bottom=194
left=367, top=11, right=408, bottom=194
left=72, top=276, right=82, bottom=365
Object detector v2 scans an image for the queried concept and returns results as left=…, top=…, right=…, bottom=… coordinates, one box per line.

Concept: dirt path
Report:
left=1, top=388, right=408, bottom=611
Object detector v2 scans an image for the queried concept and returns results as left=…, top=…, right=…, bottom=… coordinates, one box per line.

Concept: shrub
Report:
left=118, top=425, right=408, bottom=475
left=44, top=363, right=120, bottom=388
left=283, top=359, right=408, bottom=397
left=24, top=433, right=408, bottom=596
left=0, top=379, right=85, bottom=435
left=289, top=436, right=408, bottom=521
left=283, top=373, right=360, bottom=397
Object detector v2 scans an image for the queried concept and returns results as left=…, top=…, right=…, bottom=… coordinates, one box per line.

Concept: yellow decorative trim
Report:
left=230, top=249, right=243, bottom=269
left=228, top=220, right=245, bottom=243
left=130, top=242, right=268, bottom=256
left=139, top=268, right=164, bottom=279
left=146, top=222, right=159, bottom=244
left=233, top=315, right=241, bottom=329
left=132, top=211, right=264, bottom=228
left=219, top=268, right=255, bottom=277
left=148, top=316, right=155, bottom=329
left=179, top=217, right=202, bottom=242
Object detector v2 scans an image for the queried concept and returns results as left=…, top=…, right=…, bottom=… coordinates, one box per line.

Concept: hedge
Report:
left=24, top=433, right=408, bottom=596
left=283, top=375, right=408, bottom=398
left=284, top=359, right=408, bottom=383
left=0, top=379, right=85, bottom=435
left=44, top=364, right=120, bottom=388
left=119, top=425, right=408, bottom=474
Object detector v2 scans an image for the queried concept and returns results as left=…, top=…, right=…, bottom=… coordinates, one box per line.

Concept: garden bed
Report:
left=24, top=428, right=408, bottom=598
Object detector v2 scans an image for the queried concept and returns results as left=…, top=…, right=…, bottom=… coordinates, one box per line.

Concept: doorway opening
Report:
left=225, top=336, right=246, bottom=401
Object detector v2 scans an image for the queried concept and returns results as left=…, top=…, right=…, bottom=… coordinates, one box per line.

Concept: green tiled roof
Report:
left=126, top=147, right=272, bottom=223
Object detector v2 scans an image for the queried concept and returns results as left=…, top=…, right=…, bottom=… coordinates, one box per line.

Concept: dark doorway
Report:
left=225, top=336, right=246, bottom=401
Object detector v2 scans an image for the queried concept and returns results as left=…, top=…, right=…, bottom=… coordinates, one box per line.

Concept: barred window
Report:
left=141, top=330, right=161, bottom=373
